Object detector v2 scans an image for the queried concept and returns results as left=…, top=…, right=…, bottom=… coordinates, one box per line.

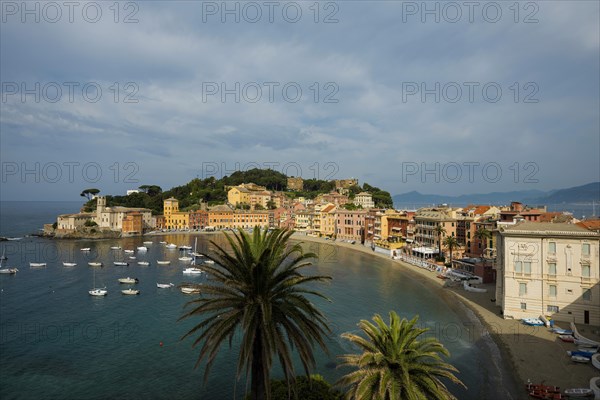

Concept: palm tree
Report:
left=474, top=227, right=491, bottom=257
left=337, top=312, right=465, bottom=400
left=442, top=236, right=460, bottom=265
left=433, top=224, right=446, bottom=258
left=179, top=227, right=331, bottom=400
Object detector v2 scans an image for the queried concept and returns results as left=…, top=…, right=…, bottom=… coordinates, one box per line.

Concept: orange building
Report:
left=122, top=212, right=143, bottom=234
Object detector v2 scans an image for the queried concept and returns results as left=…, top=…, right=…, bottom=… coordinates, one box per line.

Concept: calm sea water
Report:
left=0, top=202, right=509, bottom=399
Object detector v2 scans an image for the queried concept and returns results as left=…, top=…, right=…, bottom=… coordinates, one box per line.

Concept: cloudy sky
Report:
left=1, top=1, right=598, bottom=201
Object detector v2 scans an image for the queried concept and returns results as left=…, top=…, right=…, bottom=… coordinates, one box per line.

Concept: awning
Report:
left=412, top=246, right=437, bottom=255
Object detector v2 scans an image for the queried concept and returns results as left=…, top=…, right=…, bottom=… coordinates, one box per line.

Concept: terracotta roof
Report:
left=577, top=219, right=600, bottom=232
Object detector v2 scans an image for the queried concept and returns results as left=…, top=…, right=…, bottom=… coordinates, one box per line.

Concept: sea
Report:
left=0, top=201, right=517, bottom=399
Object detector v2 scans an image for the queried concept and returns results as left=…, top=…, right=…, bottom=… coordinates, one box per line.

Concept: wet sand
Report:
left=290, top=233, right=600, bottom=397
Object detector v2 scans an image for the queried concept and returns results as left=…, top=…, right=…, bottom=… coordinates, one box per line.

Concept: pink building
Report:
left=335, top=210, right=366, bottom=242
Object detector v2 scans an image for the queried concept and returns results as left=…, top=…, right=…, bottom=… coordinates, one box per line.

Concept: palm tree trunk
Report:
left=251, top=332, right=266, bottom=400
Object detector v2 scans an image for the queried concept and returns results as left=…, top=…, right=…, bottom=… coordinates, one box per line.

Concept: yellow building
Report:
left=208, top=204, right=269, bottom=229
left=227, top=183, right=272, bottom=209
left=163, top=197, right=189, bottom=230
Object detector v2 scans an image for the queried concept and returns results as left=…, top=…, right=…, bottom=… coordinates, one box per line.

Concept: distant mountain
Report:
left=393, top=182, right=599, bottom=208
left=523, top=182, right=600, bottom=204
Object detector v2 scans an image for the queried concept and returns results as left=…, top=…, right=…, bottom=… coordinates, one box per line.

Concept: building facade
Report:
left=495, top=222, right=600, bottom=326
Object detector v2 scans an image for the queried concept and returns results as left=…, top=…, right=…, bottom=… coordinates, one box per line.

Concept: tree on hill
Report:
left=80, top=188, right=100, bottom=200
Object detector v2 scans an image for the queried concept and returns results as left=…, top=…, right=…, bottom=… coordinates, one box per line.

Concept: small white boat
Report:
left=88, top=262, right=103, bottom=267
left=463, top=281, right=487, bottom=293
left=89, top=288, right=107, bottom=296
left=183, top=267, right=203, bottom=274
left=571, top=322, right=600, bottom=347
left=110, top=246, right=122, bottom=250
left=157, top=282, right=174, bottom=288
left=124, top=249, right=134, bottom=254
left=191, top=252, right=203, bottom=257
left=166, top=243, right=177, bottom=249
left=159, top=241, right=167, bottom=244
left=179, top=256, right=193, bottom=262
left=590, top=376, right=600, bottom=399
left=180, top=286, right=201, bottom=294
left=114, top=261, right=129, bottom=266
left=30, top=262, right=47, bottom=267
left=179, top=245, right=192, bottom=250
left=80, top=248, right=91, bottom=252
left=128, top=256, right=136, bottom=260
left=564, top=388, right=593, bottom=397
left=203, top=260, right=215, bottom=264
left=7, top=237, right=23, bottom=241
left=118, top=277, right=139, bottom=284
left=0, top=268, right=18, bottom=274
left=143, top=241, right=152, bottom=245
left=62, top=262, right=77, bottom=267
left=156, top=260, right=171, bottom=265
left=571, top=355, right=590, bottom=363
left=121, top=288, right=140, bottom=295
left=137, top=246, right=148, bottom=252
left=137, top=261, right=150, bottom=266
left=592, top=353, right=600, bottom=370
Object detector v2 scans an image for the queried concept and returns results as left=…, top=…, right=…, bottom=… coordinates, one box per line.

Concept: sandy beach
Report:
left=289, top=233, right=600, bottom=397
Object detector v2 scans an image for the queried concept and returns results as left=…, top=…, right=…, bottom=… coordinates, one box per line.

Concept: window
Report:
left=547, top=305, right=559, bottom=313
left=515, top=261, right=522, bottom=273
left=519, top=283, right=527, bottom=296
left=548, top=263, right=557, bottom=276
left=524, top=262, right=532, bottom=274
left=548, top=242, right=556, bottom=254
left=583, top=289, right=591, bottom=301
left=582, top=243, right=590, bottom=256
left=520, top=302, right=527, bottom=310
left=582, top=265, right=590, bottom=278
left=549, top=285, right=557, bottom=297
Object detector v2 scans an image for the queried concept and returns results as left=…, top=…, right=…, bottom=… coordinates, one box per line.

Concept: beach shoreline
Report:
left=288, top=232, right=600, bottom=397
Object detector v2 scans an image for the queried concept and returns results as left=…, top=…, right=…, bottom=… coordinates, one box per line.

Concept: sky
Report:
left=1, top=0, right=599, bottom=201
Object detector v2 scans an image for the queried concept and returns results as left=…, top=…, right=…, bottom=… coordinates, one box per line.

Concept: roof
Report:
left=501, top=221, right=599, bottom=237
left=165, top=197, right=178, bottom=202
left=577, top=219, right=600, bottom=232
left=209, top=204, right=234, bottom=212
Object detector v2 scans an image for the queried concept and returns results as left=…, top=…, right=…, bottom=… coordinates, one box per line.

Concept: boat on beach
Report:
left=590, top=377, right=600, bottom=398
left=157, top=282, right=174, bottom=288
left=551, top=327, right=573, bottom=335
left=559, top=335, right=575, bottom=342
left=564, top=388, right=593, bottom=397
left=463, top=281, right=487, bottom=293
left=571, top=355, right=590, bottom=363
left=522, top=318, right=545, bottom=326
left=570, top=322, right=600, bottom=347
left=592, top=353, right=600, bottom=370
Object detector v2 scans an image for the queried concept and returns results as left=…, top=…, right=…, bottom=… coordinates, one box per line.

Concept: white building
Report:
left=95, top=196, right=153, bottom=231
left=495, top=222, right=600, bottom=326
left=126, top=189, right=141, bottom=195
left=354, top=192, right=374, bottom=209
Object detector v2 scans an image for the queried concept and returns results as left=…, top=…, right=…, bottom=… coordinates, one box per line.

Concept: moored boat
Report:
left=179, top=256, right=193, bottom=262
left=118, top=277, right=139, bottom=284
left=0, top=267, right=18, bottom=274
left=179, top=245, right=192, bottom=250
left=88, top=262, right=103, bottom=267
left=89, top=288, right=107, bottom=296
left=166, top=243, right=177, bottom=249
left=62, top=262, right=77, bottom=267
left=137, top=246, right=148, bottom=252
left=143, top=241, right=152, bottom=245
left=137, top=261, right=150, bottom=266
left=180, top=286, right=201, bottom=294
left=80, top=247, right=91, bottom=251
left=204, top=260, right=215, bottom=264
left=114, top=261, right=129, bottom=266
left=29, top=262, right=47, bottom=267
left=183, top=267, right=202, bottom=274
left=110, top=246, right=121, bottom=250
left=156, top=260, right=171, bottom=265
left=157, top=282, right=174, bottom=288
left=121, top=288, right=140, bottom=295
left=124, top=249, right=134, bottom=254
